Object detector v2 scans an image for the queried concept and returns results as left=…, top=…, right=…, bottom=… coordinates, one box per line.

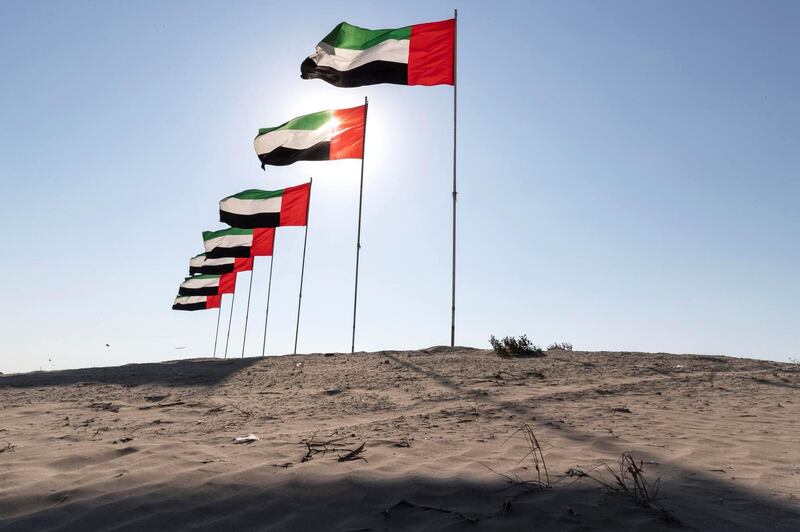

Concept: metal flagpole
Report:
left=212, top=304, right=222, bottom=358
left=261, top=247, right=276, bottom=357
left=351, top=97, right=369, bottom=354
left=293, top=178, right=313, bottom=355
left=450, top=9, right=458, bottom=347
left=224, top=286, right=237, bottom=359
left=240, top=269, right=254, bottom=358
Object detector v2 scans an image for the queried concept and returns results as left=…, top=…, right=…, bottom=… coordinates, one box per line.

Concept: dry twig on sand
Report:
left=138, top=401, right=185, bottom=410
left=227, top=403, right=253, bottom=418
left=382, top=499, right=479, bottom=524
left=495, top=370, right=521, bottom=380
left=300, top=432, right=350, bottom=462
left=565, top=452, right=681, bottom=526
left=337, top=442, right=367, bottom=463
left=112, top=426, right=142, bottom=444
left=89, top=402, right=120, bottom=413
left=0, top=441, right=16, bottom=454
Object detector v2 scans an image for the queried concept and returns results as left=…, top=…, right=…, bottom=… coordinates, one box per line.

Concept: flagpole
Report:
left=212, top=304, right=222, bottom=358
left=294, top=178, right=313, bottom=355
left=351, top=97, right=368, bottom=354
left=261, top=247, right=276, bottom=357
left=240, top=269, right=254, bottom=358
left=450, top=8, right=458, bottom=348
left=224, top=287, right=236, bottom=359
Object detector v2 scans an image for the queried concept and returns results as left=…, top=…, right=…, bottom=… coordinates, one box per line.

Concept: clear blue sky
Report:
left=0, top=1, right=797, bottom=373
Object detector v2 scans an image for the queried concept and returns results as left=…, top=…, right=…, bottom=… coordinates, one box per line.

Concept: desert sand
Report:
left=0, top=347, right=798, bottom=531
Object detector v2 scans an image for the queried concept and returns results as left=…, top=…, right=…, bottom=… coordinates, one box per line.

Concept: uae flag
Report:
left=219, top=182, right=310, bottom=229
left=301, top=19, right=455, bottom=88
left=254, top=106, right=364, bottom=168
left=189, top=254, right=253, bottom=276
left=172, top=294, right=221, bottom=311
left=178, top=273, right=237, bottom=297
left=202, top=227, right=275, bottom=259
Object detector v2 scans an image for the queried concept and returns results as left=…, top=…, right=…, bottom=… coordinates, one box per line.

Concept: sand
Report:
left=0, top=347, right=798, bottom=531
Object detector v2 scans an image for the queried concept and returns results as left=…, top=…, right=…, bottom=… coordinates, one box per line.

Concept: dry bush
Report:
left=565, top=452, right=681, bottom=526
left=483, top=423, right=550, bottom=491
left=513, top=424, right=550, bottom=488
left=489, top=335, right=544, bottom=358
left=546, top=342, right=573, bottom=351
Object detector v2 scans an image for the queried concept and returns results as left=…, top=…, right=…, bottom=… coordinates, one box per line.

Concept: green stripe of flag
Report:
left=226, top=189, right=285, bottom=201
left=202, top=227, right=253, bottom=241
left=320, top=22, right=411, bottom=50
left=258, top=110, right=332, bottom=135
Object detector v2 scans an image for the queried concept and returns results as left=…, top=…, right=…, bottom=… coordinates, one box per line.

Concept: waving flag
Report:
left=189, top=254, right=253, bottom=276
left=202, top=227, right=275, bottom=258
left=178, top=273, right=237, bottom=297
left=301, top=19, right=455, bottom=87
left=219, top=182, right=310, bottom=229
left=254, top=106, right=364, bottom=168
left=172, top=294, right=221, bottom=311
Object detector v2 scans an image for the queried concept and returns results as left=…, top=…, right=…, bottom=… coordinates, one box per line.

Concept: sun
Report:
left=326, top=117, right=341, bottom=135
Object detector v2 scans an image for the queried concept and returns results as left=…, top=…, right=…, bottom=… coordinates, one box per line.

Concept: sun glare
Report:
left=327, top=117, right=341, bottom=134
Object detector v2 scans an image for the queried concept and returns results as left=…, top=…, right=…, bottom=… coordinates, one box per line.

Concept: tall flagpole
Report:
left=261, top=249, right=276, bottom=357
left=351, top=97, right=369, bottom=354
left=261, top=240, right=278, bottom=357
left=240, top=269, right=254, bottom=358
left=294, top=178, right=313, bottom=355
left=224, top=288, right=236, bottom=359
left=450, top=9, right=458, bottom=347
left=212, top=304, right=222, bottom=358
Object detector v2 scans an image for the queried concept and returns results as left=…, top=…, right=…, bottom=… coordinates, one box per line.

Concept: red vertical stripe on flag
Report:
left=251, top=228, right=276, bottom=256
left=330, top=105, right=365, bottom=160
left=279, top=183, right=311, bottom=226
left=233, top=257, right=254, bottom=273
left=408, top=19, right=455, bottom=86
left=219, top=272, right=237, bottom=294
left=206, top=295, right=222, bottom=309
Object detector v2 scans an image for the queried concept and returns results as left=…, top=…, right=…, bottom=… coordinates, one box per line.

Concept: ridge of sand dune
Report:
left=1, top=348, right=798, bottom=531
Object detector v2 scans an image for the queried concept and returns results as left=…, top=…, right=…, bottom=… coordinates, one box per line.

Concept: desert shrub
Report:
left=565, top=452, right=680, bottom=526
left=489, top=335, right=544, bottom=358
left=546, top=342, right=573, bottom=351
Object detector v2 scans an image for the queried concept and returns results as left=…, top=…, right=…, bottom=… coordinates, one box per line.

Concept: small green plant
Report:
left=489, top=335, right=544, bottom=358
left=546, top=342, right=573, bottom=351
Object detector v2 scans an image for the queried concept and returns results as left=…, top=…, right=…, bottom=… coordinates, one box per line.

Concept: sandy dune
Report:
left=0, top=347, right=798, bottom=531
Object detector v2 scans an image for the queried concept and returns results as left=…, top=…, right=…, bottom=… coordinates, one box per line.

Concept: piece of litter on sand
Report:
left=233, top=434, right=259, bottom=444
